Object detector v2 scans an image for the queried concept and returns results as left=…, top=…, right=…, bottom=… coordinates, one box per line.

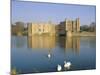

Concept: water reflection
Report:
left=12, top=36, right=26, bottom=48
left=58, top=36, right=80, bottom=53
left=11, top=36, right=96, bottom=73
left=27, top=35, right=80, bottom=54
left=47, top=49, right=52, bottom=59
left=13, top=35, right=80, bottom=54
left=28, top=35, right=56, bottom=49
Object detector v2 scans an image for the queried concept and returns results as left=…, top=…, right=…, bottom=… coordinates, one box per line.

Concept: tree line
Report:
left=80, top=22, right=96, bottom=32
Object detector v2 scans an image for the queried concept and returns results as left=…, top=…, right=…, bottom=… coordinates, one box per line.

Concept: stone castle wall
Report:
left=28, top=22, right=55, bottom=36
left=28, top=18, right=80, bottom=36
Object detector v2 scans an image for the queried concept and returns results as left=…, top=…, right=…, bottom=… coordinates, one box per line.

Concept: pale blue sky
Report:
left=11, top=1, right=96, bottom=25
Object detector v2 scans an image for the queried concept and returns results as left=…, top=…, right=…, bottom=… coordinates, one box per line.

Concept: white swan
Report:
left=64, top=61, right=71, bottom=69
left=57, top=64, right=62, bottom=71
left=47, top=54, right=51, bottom=58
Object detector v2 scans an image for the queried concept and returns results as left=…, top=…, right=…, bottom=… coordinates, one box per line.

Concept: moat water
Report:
left=11, top=36, right=96, bottom=74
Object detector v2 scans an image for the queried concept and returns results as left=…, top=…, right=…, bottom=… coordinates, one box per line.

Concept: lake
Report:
left=11, top=36, right=96, bottom=74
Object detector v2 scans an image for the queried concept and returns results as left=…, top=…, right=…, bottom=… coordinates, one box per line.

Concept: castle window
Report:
left=39, top=29, right=41, bottom=32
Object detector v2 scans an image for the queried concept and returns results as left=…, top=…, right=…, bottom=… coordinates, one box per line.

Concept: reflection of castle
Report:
left=28, top=36, right=55, bottom=48
left=66, top=36, right=80, bottom=53
left=58, top=36, right=80, bottom=53
left=12, top=36, right=26, bottom=48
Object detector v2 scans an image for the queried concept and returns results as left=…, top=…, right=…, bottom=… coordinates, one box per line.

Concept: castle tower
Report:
left=72, top=20, right=77, bottom=32
left=65, top=19, right=73, bottom=36
left=76, top=18, right=80, bottom=32
left=65, top=19, right=73, bottom=32
left=27, top=23, right=32, bottom=36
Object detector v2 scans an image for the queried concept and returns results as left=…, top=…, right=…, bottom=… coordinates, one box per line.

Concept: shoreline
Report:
left=11, top=32, right=96, bottom=37
left=72, top=32, right=96, bottom=37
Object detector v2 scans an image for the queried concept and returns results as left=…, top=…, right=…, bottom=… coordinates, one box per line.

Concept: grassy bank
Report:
left=72, top=32, right=96, bottom=36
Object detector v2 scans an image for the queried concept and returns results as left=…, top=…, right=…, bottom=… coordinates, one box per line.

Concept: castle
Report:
left=27, top=22, right=55, bottom=36
left=28, top=18, right=80, bottom=36
left=57, top=18, right=80, bottom=36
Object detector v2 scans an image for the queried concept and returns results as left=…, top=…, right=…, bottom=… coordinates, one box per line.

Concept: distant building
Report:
left=28, top=22, right=55, bottom=36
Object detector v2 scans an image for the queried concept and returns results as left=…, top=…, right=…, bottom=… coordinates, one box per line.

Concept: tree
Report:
left=15, top=22, right=24, bottom=34
left=89, top=22, right=96, bottom=32
left=80, top=25, right=89, bottom=31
